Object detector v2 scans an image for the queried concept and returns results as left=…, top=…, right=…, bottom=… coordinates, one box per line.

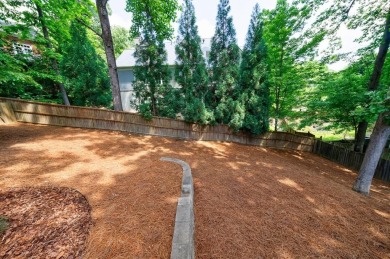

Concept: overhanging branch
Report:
left=76, top=18, right=102, bottom=39
left=341, top=0, right=356, bottom=22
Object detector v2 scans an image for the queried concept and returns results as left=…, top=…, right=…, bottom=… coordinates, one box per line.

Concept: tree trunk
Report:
left=274, top=86, right=280, bottom=132
left=36, top=3, right=70, bottom=106
left=354, top=120, right=368, bottom=152
left=96, top=0, right=123, bottom=111
left=353, top=114, right=390, bottom=195
left=368, top=13, right=390, bottom=91
left=274, top=118, right=278, bottom=132
left=53, top=61, right=70, bottom=106
left=352, top=12, right=390, bottom=195
left=352, top=13, right=390, bottom=155
left=151, top=94, right=157, bottom=116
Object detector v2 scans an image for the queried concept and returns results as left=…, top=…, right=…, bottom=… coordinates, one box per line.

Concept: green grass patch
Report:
left=321, top=134, right=349, bottom=142
left=299, top=127, right=355, bottom=142
left=0, top=216, right=9, bottom=235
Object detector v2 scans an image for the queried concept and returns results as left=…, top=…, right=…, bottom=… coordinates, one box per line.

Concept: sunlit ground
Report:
left=1, top=123, right=389, bottom=258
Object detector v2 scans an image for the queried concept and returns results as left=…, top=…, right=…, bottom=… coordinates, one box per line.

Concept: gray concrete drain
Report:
left=160, top=157, right=194, bottom=259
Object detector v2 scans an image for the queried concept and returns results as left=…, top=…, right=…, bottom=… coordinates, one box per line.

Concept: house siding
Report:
left=118, top=69, right=135, bottom=112
left=116, top=39, right=211, bottom=112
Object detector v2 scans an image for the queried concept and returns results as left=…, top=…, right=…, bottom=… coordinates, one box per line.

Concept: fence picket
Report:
left=0, top=98, right=315, bottom=152
left=313, top=139, right=389, bottom=183
left=4, top=98, right=389, bottom=183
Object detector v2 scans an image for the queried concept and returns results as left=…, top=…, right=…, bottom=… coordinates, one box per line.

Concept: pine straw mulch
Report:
left=0, top=123, right=389, bottom=258
left=0, top=187, right=92, bottom=258
left=192, top=147, right=390, bottom=258
left=0, top=123, right=181, bottom=258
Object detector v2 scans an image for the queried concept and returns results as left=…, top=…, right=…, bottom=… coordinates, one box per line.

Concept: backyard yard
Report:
left=0, top=123, right=389, bottom=258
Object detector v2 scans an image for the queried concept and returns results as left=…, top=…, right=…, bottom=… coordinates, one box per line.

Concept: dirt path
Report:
left=1, top=123, right=389, bottom=258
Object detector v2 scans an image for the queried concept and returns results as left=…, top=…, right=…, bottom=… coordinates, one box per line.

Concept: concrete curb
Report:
left=160, top=157, right=194, bottom=259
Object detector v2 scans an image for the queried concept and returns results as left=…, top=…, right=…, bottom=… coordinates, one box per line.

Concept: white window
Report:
left=12, top=42, right=33, bottom=55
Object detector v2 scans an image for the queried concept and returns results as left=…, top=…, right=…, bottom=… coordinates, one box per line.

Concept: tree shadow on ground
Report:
left=0, top=123, right=182, bottom=258
left=0, top=123, right=389, bottom=258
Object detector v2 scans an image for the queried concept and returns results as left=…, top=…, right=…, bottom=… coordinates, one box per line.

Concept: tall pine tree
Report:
left=239, top=4, right=270, bottom=134
left=175, top=0, right=213, bottom=124
left=132, top=36, right=176, bottom=118
left=61, top=22, right=111, bottom=107
left=207, top=0, right=240, bottom=126
left=129, top=1, right=177, bottom=119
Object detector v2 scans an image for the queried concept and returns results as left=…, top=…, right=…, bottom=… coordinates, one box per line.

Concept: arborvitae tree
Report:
left=239, top=4, right=270, bottom=134
left=132, top=25, right=176, bottom=119
left=126, top=0, right=179, bottom=119
left=175, top=0, right=214, bottom=124
left=61, top=22, right=111, bottom=107
left=207, top=0, right=240, bottom=126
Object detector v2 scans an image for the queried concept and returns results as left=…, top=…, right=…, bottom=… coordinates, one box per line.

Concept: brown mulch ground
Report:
left=0, top=187, right=91, bottom=258
left=0, top=123, right=181, bottom=258
left=0, top=123, right=389, bottom=258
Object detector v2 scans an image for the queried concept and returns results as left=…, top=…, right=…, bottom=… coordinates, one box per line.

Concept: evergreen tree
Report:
left=61, top=22, right=111, bottom=107
left=132, top=37, right=176, bottom=119
left=239, top=4, right=270, bottom=134
left=131, top=5, right=176, bottom=119
left=175, top=0, right=213, bottom=124
left=207, top=0, right=240, bottom=126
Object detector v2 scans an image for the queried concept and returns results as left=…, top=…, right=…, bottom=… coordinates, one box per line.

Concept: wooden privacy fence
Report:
left=2, top=98, right=390, bottom=183
left=313, top=140, right=390, bottom=183
left=0, top=98, right=315, bottom=151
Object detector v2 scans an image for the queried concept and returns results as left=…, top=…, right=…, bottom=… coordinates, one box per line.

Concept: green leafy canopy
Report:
left=126, top=0, right=180, bottom=41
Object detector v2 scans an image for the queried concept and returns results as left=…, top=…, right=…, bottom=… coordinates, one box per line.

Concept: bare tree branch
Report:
left=76, top=18, right=102, bottom=39
left=341, top=0, right=356, bottom=22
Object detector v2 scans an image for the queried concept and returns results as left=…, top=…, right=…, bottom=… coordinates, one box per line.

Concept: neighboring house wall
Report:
left=117, top=66, right=179, bottom=112
left=117, top=69, right=135, bottom=112
left=2, top=35, right=39, bottom=56
left=1, top=21, right=39, bottom=56
left=116, top=39, right=211, bottom=112
left=7, top=35, right=39, bottom=55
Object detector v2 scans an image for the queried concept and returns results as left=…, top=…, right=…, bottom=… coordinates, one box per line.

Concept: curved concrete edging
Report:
left=160, top=157, right=195, bottom=259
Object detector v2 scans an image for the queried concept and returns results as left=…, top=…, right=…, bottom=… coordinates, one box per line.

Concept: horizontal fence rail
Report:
left=2, top=98, right=389, bottom=183
left=313, top=140, right=390, bottom=183
left=0, top=98, right=315, bottom=152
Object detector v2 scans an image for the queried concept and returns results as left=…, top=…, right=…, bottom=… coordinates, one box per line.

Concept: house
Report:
left=116, top=38, right=211, bottom=112
left=0, top=20, right=39, bottom=56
